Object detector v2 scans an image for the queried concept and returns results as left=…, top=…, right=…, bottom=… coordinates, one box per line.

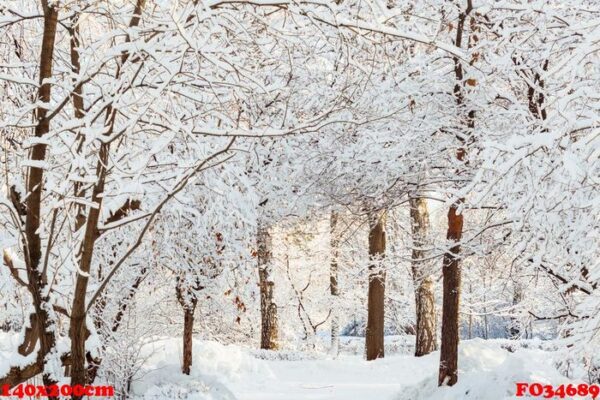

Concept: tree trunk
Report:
left=182, top=306, right=195, bottom=375
left=0, top=3, right=61, bottom=391
left=410, top=197, right=437, bottom=357
left=509, top=276, right=524, bottom=339
left=176, top=278, right=200, bottom=375
left=258, top=222, right=279, bottom=350
left=24, top=2, right=59, bottom=393
left=69, top=3, right=146, bottom=392
left=366, top=211, right=386, bottom=361
left=482, top=276, right=489, bottom=339
left=330, top=211, right=340, bottom=356
left=68, top=14, right=88, bottom=232
left=438, top=203, right=464, bottom=386
left=438, top=0, right=474, bottom=387
left=468, top=282, right=473, bottom=339
left=70, top=143, right=109, bottom=391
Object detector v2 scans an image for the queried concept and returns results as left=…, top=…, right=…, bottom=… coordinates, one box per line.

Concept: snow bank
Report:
left=123, top=337, right=578, bottom=400
left=401, top=339, right=582, bottom=400
left=130, top=338, right=273, bottom=400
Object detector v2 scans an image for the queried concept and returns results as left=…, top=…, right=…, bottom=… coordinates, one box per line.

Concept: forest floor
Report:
left=130, top=336, right=582, bottom=400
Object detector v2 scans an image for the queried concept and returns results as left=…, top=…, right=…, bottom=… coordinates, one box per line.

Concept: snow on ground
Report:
left=130, top=336, right=583, bottom=400
left=402, top=339, right=583, bottom=400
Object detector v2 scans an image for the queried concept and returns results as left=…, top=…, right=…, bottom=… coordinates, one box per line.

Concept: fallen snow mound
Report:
left=401, top=339, right=581, bottom=400
left=130, top=338, right=273, bottom=400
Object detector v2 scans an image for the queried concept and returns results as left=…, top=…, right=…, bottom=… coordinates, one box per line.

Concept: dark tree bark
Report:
left=0, top=1, right=62, bottom=392
left=438, top=0, right=474, bottom=387
left=69, top=2, right=146, bottom=393
left=258, top=222, right=279, bottom=350
left=176, top=277, right=201, bottom=375
left=182, top=307, right=195, bottom=375
left=17, top=1, right=60, bottom=393
left=366, top=211, right=386, bottom=361
left=68, top=13, right=89, bottom=232
left=438, top=204, right=464, bottom=386
left=69, top=143, right=108, bottom=390
left=410, top=197, right=437, bottom=357
left=330, top=211, right=340, bottom=356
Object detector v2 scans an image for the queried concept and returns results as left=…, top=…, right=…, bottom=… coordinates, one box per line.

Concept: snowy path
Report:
left=230, top=355, right=433, bottom=400
left=130, top=338, right=580, bottom=400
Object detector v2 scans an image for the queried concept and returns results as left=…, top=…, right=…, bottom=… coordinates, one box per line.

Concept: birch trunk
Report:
left=330, top=211, right=340, bottom=356
left=410, top=197, right=437, bottom=357
left=258, top=222, right=279, bottom=350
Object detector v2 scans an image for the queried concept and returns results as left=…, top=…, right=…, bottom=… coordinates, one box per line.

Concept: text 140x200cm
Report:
left=0, top=383, right=114, bottom=398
